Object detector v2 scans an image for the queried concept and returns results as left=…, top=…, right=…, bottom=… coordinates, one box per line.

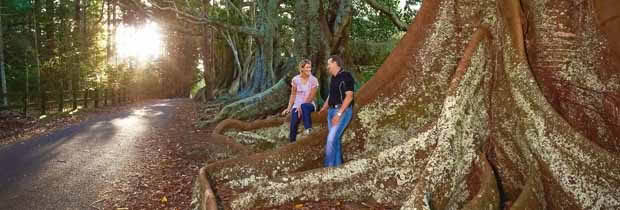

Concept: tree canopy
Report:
left=1, top=0, right=414, bottom=115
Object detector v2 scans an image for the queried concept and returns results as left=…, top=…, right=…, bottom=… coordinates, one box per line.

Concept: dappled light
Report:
left=152, top=103, right=172, bottom=107
left=132, top=107, right=164, bottom=117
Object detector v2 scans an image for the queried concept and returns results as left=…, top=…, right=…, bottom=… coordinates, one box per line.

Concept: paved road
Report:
left=0, top=99, right=180, bottom=210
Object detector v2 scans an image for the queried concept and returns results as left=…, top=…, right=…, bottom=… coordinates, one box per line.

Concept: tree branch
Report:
left=362, top=0, right=408, bottom=31
left=121, top=0, right=262, bottom=37
left=117, top=0, right=200, bottom=36
left=224, top=0, right=250, bottom=21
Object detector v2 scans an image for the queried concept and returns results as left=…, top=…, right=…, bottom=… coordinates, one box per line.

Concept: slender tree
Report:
left=32, top=0, right=41, bottom=101
left=72, top=0, right=81, bottom=110
left=0, top=0, right=7, bottom=106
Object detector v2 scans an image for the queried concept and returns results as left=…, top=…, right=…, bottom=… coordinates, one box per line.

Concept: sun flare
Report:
left=115, top=21, right=163, bottom=61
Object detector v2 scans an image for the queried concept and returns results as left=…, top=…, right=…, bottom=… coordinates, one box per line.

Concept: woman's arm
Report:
left=305, top=87, right=317, bottom=103
left=305, top=77, right=318, bottom=103
left=288, top=84, right=297, bottom=109
left=282, top=83, right=297, bottom=115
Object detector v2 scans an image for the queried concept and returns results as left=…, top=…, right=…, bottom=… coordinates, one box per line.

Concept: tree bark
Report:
left=192, top=0, right=620, bottom=209
left=105, top=0, right=111, bottom=92
left=33, top=0, right=42, bottom=99
left=73, top=0, right=81, bottom=110
left=0, top=0, right=7, bottom=107
left=199, top=0, right=214, bottom=101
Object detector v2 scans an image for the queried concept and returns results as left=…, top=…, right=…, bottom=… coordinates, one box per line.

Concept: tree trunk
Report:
left=33, top=0, right=41, bottom=100
left=105, top=0, right=111, bottom=97
left=258, top=0, right=277, bottom=86
left=200, top=0, right=216, bottom=100
left=73, top=0, right=81, bottom=110
left=192, top=0, right=620, bottom=209
left=111, top=0, right=117, bottom=69
left=0, top=0, right=7, bottom=107
left=202, top=27, right=215, bottom=100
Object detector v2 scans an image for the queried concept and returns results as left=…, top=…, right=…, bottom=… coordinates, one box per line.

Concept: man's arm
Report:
left=320, top=96, right=329, bottom=113
left=338, top=91, right=353, bottom=114
left=331, top=92, right=351, bottom=126
left=338, top=72, right=355, bottom=114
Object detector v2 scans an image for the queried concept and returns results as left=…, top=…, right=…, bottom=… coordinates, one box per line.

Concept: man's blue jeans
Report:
left=289, top=103, right=315, bottom=142
left=325, top=106, right=352, bottom=167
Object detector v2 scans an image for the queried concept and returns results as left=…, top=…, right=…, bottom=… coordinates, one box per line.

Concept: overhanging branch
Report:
left=121, top=0, right=261, bottom=37
left=117, top=0, right=201, bottom=36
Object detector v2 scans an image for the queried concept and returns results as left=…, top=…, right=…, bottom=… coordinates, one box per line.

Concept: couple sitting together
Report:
left=281, top=55, right=355, bottom=167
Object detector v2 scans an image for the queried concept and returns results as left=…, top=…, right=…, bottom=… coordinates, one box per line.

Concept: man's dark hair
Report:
left=329, top=55, right=344, bottom=68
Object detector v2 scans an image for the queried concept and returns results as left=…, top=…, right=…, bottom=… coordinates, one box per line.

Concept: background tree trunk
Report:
left=200, top=0, right=215, bottom=101
left=72, top=0, right=81, bottom=110
left=33, top=0, right=42, bottom=99
left=0, top=0, right=7, bottom=107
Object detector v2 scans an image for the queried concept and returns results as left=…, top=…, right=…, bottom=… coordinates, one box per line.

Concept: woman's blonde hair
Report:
left=298, top=59, right=312, bottom=73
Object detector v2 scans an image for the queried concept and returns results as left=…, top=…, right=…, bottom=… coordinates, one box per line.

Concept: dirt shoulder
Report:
left=101, top=99, right=238, bottom=210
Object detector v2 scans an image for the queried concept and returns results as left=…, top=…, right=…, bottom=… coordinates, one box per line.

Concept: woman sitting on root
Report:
left=281, top=59, right=319, bottom=142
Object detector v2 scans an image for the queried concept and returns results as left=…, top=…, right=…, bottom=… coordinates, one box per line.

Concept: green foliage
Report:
left=0, top=0, right=208, bottom=108
left=5, top=0, right=32, bottom=13
left=352, top=0, right=420, bottom=42
left=349, top=0, right=420, bottom=85
left=349, top=29, right=400, bottom=86
left=350, top=38, right=399, bottom=65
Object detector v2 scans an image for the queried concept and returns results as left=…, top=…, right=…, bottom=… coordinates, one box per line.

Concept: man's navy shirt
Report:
left=328, top=69, right=355, bottom=107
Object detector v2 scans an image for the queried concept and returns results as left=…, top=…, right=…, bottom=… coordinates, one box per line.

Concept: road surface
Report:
left=0, top=99, right=181, bottom=210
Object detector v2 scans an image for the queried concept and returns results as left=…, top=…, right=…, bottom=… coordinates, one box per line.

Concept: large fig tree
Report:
left=191, top=0, right=620, bottom=209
